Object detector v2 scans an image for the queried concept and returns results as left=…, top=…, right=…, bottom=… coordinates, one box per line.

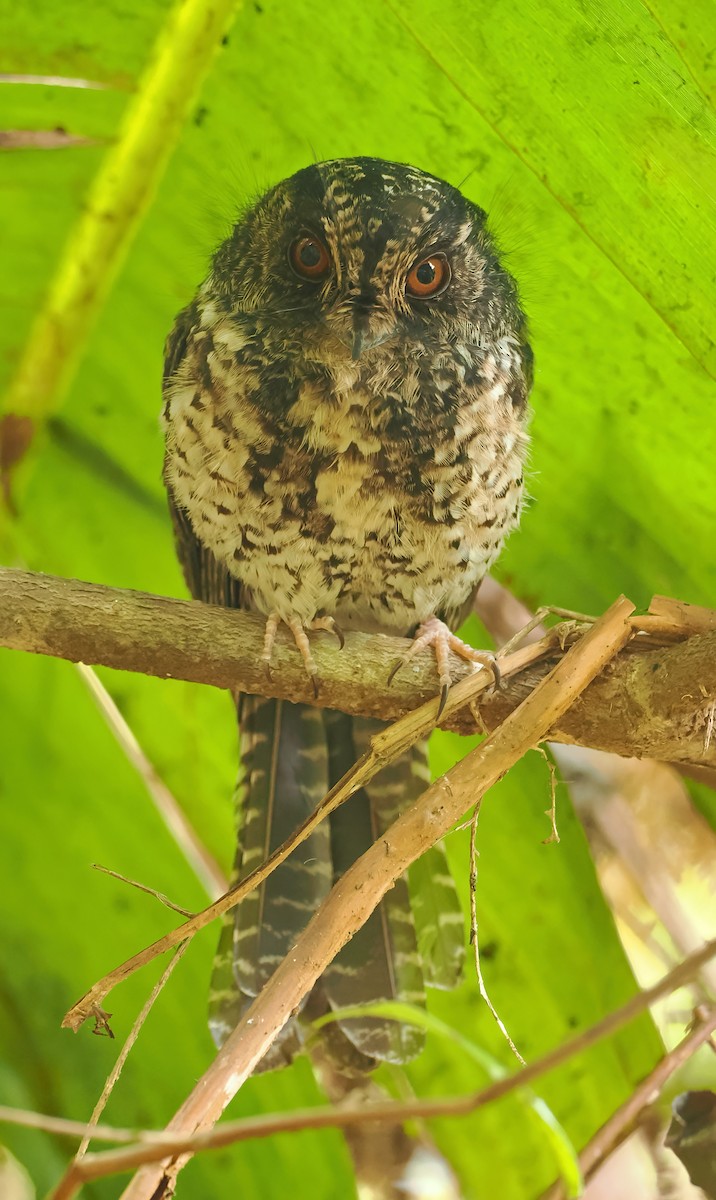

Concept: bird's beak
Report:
left=351, top=324, right=366, bottom=360
left=350, top=310, right=391, bottom=360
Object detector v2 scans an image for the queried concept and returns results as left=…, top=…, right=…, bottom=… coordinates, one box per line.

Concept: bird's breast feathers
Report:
left=163, top=321, right=527, bottom=632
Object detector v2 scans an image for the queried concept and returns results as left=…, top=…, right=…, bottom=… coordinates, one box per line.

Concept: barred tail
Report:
left=209, top=695, right=331, bottom=1064
left=324, top=715, right=464, bottom=1062
left=209, top=703, right=464, bottom=1068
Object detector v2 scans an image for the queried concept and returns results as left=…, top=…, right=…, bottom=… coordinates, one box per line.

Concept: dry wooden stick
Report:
left=0, top=1109, right=141, bottom=1143
left=106, top=595, right=636, bottom=1199
left=41, top=936, right=716, bottom=1199
left=648, top=595, right=716, bottom=635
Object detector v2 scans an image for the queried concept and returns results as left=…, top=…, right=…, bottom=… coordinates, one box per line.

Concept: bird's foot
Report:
left=261, top=613, right=345, bottom=698
left=388, top=616, right=500, bottom=718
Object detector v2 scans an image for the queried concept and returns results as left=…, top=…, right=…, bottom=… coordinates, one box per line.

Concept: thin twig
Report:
left=79, top=664, right=227, bottom=900
left=469, top=800, right=525, bottom=1064
left=534, top=746, right=560, bottom=844
left=75, top=953, right=189, bottom=1156
left=0, top=1109, right=141, bottom=1143
left=498, top=605, right=595, bottom=656
left=92, top=865, right=194, bottom=918
left=45, top=937, right=716, bottom=1198
left=50, top=945, right=189, bottom=1200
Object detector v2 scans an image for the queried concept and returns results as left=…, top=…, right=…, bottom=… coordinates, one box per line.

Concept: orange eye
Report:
left=406, top=253, right=451, bottom=299
left=289, top=234, right=331, bottom=281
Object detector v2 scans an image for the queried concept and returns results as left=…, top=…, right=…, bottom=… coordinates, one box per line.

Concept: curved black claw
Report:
left=310, top=616, right=345, bottom=650
left=438, top=656, right=496, bottom=721
left=474, top=657, right=503, bottom=696
left=387, top=659, right=403, bottom=688
left=484, top=655, right=502, bottom=693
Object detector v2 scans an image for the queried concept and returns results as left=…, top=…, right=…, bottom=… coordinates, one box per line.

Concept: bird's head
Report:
left=210, top=157, right=525, bottom=367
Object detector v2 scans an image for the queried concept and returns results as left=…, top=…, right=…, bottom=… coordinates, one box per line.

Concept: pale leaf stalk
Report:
left=3, top=0, right=240, bottom=425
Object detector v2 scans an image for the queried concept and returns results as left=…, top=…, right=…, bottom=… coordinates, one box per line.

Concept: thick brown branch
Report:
left=1, top=568, right=715, bottom=764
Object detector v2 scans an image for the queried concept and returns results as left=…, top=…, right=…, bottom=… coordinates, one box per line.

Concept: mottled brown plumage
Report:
left=162, top=157, right=532, bottom=1066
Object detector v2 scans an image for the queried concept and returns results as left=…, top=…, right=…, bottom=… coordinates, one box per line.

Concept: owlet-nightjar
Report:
left=162, top=157, right=532, bottom=1067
